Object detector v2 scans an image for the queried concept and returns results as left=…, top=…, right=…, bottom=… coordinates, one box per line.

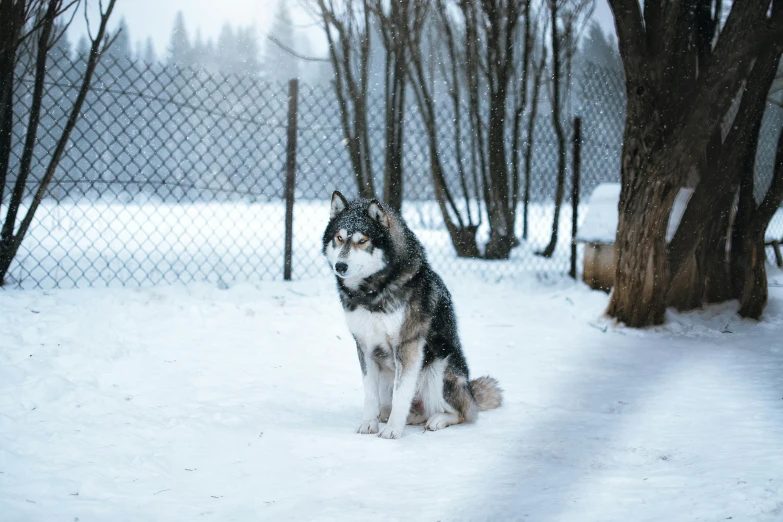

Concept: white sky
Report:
left=69, top=0, right=616, bottom=60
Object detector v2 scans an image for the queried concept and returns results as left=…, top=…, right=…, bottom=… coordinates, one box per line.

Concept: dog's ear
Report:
left=367, top=199, right=390, bottom=228
left=330, top=191, right=348, bottom=219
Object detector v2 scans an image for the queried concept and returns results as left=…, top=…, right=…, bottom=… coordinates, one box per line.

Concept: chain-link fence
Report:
left=3, top=56, right=782, bottom=289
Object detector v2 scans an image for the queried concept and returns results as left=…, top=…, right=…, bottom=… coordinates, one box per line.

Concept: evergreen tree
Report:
left=217, top=23, right=238, bottom=75
left=235, top=26, right=261, bottom=77
left=192, top=29, right=207, bottom=65
left=580, top=21, right=621, bottom=72
left=265, top=0, right=298, bottom=82
left=76, top=35, right=89, bottom=58
left=143, top=37, right=157, bottom=64
left=107, top=17, right=132, bottom=62
left=297, top=33, right=332, bottom=85
left=168, top=11, right=192, bottom=66
left=51, top=21, right=72, bottom=62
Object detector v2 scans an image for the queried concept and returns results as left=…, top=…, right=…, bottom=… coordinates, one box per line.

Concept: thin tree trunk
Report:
left=405, top=17, right=480, bottom=258
left=0, top=0, right=117, bottom=284
left=523, top=43, right=546, bottom=241
left=1, top=0, right=57, bottom=244
left=738, top=124, right=783, bottom=319
left=0, top=0, right=27, bottom=210
left=483, top=0, right=520, bottom=260
left=382, top=38, right=405, bottom=212
left=538, top=1, right=565, bottom=258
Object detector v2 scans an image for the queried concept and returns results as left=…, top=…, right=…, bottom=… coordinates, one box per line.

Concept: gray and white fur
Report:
left=323, top=191, right=502, bottom=439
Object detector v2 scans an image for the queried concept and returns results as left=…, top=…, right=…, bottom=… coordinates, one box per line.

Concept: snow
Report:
left=3, top=270, right=783, bottom=521
left=7, top=199, right=580, bottom=289
left=576, top=183, right=621, bottom=243
left=577, top=183, right=694, bottom=244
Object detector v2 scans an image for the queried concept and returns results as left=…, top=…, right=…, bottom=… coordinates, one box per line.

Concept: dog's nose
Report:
left=335, top=262, right=348, bottom=275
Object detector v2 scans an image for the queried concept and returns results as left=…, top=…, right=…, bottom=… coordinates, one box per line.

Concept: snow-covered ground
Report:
left=2, top=269, right=783, bottom=521
left=5, top=199, right=578, bottom=289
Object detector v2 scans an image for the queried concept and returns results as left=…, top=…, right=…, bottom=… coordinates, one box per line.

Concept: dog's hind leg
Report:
left=444, top=372, right=479, bottom=424
left=425, top=412, right=461, bottom=431
left=379, top=338, right=424, bottom=439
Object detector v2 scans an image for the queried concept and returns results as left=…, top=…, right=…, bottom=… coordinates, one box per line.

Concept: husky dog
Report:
left=323, top=191, right=502, bottom=439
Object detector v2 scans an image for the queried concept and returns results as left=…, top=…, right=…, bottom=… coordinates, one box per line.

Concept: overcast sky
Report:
left=69, top=0, right=617, bottom=60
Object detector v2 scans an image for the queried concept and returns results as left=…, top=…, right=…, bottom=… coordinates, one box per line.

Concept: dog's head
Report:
left=322, top=191, right=392, bottom=288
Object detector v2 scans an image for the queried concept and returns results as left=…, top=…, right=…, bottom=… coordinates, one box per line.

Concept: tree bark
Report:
left=0, top=0, right=27, bottom=209
left=605, top=0, right=775, bottom=326
left=479, top=0, right=521, bottom=260
left=738, top=123, right=783, bottom=319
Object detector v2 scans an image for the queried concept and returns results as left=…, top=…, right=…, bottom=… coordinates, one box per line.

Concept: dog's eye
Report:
left=358, top=238, right=367, bottom=245
left=335, top=235, right=343, bottom=243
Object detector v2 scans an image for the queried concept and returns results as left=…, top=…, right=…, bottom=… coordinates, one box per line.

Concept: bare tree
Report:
left=404, top=0, right=483, bottom=257
left=429, top=0, right=545, bottom=259
left=538, top=0, right=593, bottom=258
left=367, top=0, right=422, bottom=212
left=307, top=0, right=376, bottom=200
left=605, top=0, right=783, bottom=326
left=0, top=0, right=118, bottom=285
left=306, top=0, right=425, bottom=212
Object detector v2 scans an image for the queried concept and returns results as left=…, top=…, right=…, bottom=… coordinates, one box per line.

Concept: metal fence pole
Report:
left=283, top=79, right=299, bottom=281
left=570, top=117, right=582, bottom=280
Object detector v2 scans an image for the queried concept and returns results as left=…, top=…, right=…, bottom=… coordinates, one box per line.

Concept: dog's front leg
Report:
left=357, top=343, right=381, bottom=434
left=378, top=338, right=424, bottom=439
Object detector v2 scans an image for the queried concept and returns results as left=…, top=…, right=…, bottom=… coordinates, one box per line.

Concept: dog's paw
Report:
left=425, top=412, right=458, bottom=431
left=378, top=425, right=404, bottom=439
left=357, top=419, right=379, bottom=434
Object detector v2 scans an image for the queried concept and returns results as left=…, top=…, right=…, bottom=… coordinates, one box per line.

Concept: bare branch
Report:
left=266, top=34, right=330, bottom=62
left=6, top=0, right=117, bottom=269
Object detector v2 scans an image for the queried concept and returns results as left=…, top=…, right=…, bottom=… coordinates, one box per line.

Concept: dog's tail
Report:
left=470, top=375, right=503, bottom=411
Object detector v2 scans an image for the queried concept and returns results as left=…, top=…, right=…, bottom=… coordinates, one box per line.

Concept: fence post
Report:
left=570, top=117, right=582, bottom=280
left=283, top=79, right=299, bottom=281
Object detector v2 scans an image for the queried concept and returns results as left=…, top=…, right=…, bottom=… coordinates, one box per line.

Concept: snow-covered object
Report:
left=576, top=183, right=621, bottom=244
left=577, top=183, right=694, bottom=244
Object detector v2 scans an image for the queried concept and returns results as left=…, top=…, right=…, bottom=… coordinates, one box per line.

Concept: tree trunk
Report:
left=606, top=91, right=677, bottom=327
left=737, top=123, right=783, bottom=319
left=668, top=42, right=783, bottom=290
left=405, top=18, right=481, bottom=259
left=0, top=0, right=27, bottom=208
left=605, top=0, right=779, bottom=326
left=382, top=43, right=405, bottom=213
left=736, top=229, right=768, bottom=319
left=607, top=174, right=676, bottom=326
left=700, top=193, right=734, bottom=304
left=537, top=0, right=565, bottom=259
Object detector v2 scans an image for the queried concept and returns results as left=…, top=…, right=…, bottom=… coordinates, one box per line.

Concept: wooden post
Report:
left=570, top=117, right=581, bottom=280
left=283, top=79, right=299, bottom=281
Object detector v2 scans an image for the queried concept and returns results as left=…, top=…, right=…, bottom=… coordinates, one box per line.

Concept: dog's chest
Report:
left=344, top=306, right=406, bottom=349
